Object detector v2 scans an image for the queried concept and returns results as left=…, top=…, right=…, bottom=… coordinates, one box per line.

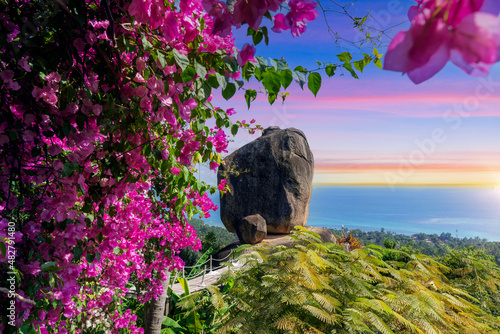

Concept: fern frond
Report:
left=365, top=311, right=394, bottom=334
left=303, top=304, right=336, bottom=324
left=312, top=292, right=341, bottom=313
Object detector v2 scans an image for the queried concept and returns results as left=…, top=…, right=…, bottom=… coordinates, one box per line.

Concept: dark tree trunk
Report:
left=145, top=270, right=171, bottom=334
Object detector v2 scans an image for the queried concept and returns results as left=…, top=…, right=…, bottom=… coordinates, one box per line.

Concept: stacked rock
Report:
left=217, top=127, right=314, bottom=244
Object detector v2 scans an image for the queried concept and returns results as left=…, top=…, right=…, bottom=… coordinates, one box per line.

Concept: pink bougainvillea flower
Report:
left=0, top=70, right=21, bottom=90
left=384, top=13, right=451, bottom=84
left=19, top=57, right=31, bottom=72
left=226, top=107, right=236, bottom=115
left=384, top=0, right=500, bottom=84
left=237, top=43, right=257, bottom=67
left=218, top=179, right=227, bottom=192
left=212, top=10, right=234, bottom=37
left=285, top=0, right=319, bottom=37
left=171, top=166, right=181, bottom=175
left=450, top=12, right=500, bottom=76
left=272, top=13, right=290, bottom=33
left=162, top=11, right=179, bottom=42
left=232, top=0, right=268, bottom=30
left=209, top=161, right=219, bottom=171
left=128, top=0, right=165, bottom=29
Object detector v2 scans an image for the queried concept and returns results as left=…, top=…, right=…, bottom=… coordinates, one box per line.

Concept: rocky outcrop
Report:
left=218, top=127, right=314, bottom=243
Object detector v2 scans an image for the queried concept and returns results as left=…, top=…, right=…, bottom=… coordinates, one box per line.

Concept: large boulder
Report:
left=218, top=126, right=314, bottom=242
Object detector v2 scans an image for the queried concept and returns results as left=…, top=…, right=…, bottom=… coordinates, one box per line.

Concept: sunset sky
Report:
left=206, top=0, right=500, bottom=187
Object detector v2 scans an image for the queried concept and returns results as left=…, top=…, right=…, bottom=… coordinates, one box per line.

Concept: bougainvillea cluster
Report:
left=0, top=0, right=318, bottom=332
left=384, top=0, right=500, bottom=84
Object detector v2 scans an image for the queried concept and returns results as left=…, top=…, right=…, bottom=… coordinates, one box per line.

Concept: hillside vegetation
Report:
left=329, top=227, right=500, bottom=265
left=167, top=227, right=500, bottom=333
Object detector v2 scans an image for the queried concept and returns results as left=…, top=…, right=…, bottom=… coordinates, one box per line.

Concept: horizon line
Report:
left=312, top=182, right=498, bottom=188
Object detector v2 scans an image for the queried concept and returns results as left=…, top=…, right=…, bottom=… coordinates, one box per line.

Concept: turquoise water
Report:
left=203, top=186, right=500, bottom=242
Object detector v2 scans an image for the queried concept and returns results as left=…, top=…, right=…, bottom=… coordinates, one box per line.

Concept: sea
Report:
left=202, top=186, right=500, bottom=242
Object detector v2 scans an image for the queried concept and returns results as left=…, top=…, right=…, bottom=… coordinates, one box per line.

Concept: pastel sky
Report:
left=203, top=0, right=500, bottom=187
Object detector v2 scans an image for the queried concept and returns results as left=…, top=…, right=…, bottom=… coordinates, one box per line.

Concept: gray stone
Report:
left=237, top=214, right=267, bottom=244
left=218, top=127, right=314, bottom=242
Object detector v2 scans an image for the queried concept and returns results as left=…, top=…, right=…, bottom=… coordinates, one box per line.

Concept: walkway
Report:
left=169, top=252, right=242, bottom=295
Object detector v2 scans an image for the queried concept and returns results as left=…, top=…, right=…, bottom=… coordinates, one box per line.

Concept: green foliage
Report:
left=186, top=228, right=500, bottom=334
left=330, top=228, right=500, bottom=265
left=179, top=219, right=236, bottom=267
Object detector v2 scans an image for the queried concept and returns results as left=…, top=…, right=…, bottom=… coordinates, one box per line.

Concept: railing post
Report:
left=199, top=265, right=206, bottom=288
left=209, top=255, right=212, bottom=273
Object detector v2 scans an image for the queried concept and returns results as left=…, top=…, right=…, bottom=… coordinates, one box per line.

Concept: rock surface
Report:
left=236, top=214, right=267, bottom=244
left=218, top=127, right=314, bottom=243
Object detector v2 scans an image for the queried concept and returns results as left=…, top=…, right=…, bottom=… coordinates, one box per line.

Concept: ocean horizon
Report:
left=202, top=185, right=500, bottom=242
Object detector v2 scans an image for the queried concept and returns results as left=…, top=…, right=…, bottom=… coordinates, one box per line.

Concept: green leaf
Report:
left=41, top=261, right=59, bottom=272
left=343, top=62, right=359, bottom=79
left=222, top=83, right=236, bottom=100
left=216, top=72, right=227, bottom=90
left=0, top=241, right=6, bottom=259
left=216, top=118, right=224, bottom=128
left=141, top=34, right=152, bottom=50
left=262, top=26, right=269, bottom=45
left=222, top=56, right=239, bottom=73
left=325, top=65, right=336, bottom=77
left=193, top=77, right=212, bottom=101
left=254, top=67, right=262, bottom=81
left=294, top=65, right=307, bottom=73
left=270, top=59, right=278, bottom=71
left=48, top=273, right=55, bottom=288
left=374, top=58, right=383, bottom=69
left=231, top=124, right=239, bottom=136
left=194, top=61, right=207, bottom=78
left=162, top=316, right=183, bottom=328
left=337, top=52, right=352, bottom=62
left=207, top=74, right=219, bottom=88
left=73, top=246, right=83, bottom=262
left=172, top=49, right=189, bottom=71
left=262, top=70, right=281, bottom=95
left=62, top=162, right=77, bottom=177
left=142, top=143, right=152, bottom=157
left=255, top=56, right=268, bottom=69
left=235, top=80, right=244, bottom=89
left=246, top=26, right=256, bottom=36
left=181, top=65, right=196, bottom=83
left=292, top=70, right=307, bottom=90
left=268, top=93, right=277, bottom=105
left=307, top=72, right=322, bottom=97
left=252, top=31, right=263, bottom=45
left=86, top=252, right=96, bottom=264
left=276, top=59, right=287, bottom=71
left=177, top=277, right=190, bottom=295
left=192, top=119, right=205, bottom=133
left=161, top=159, right=169, bottom=175
left=157, top=52, right=167, bottom=68
left=280, top=70, right=293, bottom=89
left=19, top=324, right=37, bottom=334
left=245, top=89, right=257, bottom=109
left=243, top=62, right=256, bottom=81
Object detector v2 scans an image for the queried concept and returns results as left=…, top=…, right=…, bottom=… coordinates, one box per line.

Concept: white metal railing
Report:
left=170, top=251, right=238, bottom=291
left=125, top=250, right=238, bottom=298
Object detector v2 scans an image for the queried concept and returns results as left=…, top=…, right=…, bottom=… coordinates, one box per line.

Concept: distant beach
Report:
left=202, top=185, right=500, bottom=242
